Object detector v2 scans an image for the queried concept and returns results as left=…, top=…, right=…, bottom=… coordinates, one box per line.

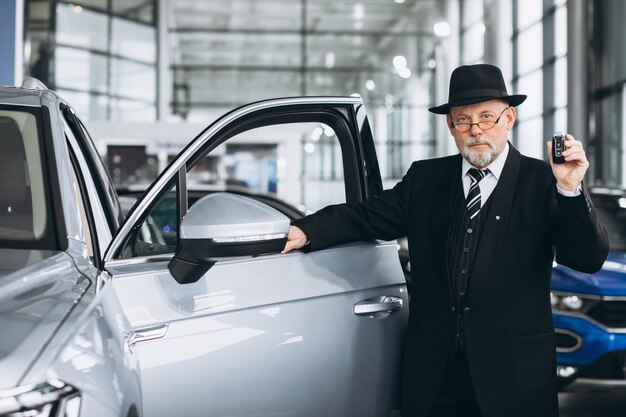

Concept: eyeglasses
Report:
left=451, top=107, right=509, bottom=132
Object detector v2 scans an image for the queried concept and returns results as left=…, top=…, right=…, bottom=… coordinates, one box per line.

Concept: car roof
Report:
left=0, top=79, right=55, bottom=107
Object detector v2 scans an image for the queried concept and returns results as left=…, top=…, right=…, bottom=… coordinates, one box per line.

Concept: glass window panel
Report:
left=111, top=58, right=156, bottom=102
left=554, top=57, right=568, bottom=108
left=516, top=117, right=543, bottom=159
left=55, top=47, right=108, bottom=93
left=461, top=22, right=485, bottom=65
left=109, top=98, right=156, bottom=122
left=461, top=0, right=484, bottom=26
left=171, top=32, right=301, bottom=67
left=554, top=5, right=567, bottom=56
left=68, top=0, right=108, bottom=12
left=56, top=89, right=109, bottom=122
left=554, top=107, right=567, bottom=133
left=516, top=22, right=543, bottom=74
left=172, top=0, right=301, bottom=31
left=112, top=0, right=155, bottom=24
left=111, top=17, right=156, bottom=63
left=306, top=34, right=391, bottom=69
left=516, top=69, right=543, bottom=119
left=28, top=1, right=51, bottom=21
left=56, top=3, right=108, bottom=52
left=598, top=0, right=626, bottom=85
left=516, top=0, right=543, bottom=29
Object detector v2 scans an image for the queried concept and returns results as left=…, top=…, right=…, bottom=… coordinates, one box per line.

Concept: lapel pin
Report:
left=495, top=215, right=501, bottom=220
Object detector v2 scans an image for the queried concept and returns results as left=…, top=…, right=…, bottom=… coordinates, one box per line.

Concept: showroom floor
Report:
left=559, top=384, right=626, bottom=416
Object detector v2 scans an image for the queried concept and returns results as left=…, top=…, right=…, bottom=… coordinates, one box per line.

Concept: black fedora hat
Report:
left=429, top=64, right=526, bottom=114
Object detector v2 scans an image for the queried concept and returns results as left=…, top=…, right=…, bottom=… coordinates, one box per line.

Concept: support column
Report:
left=483, top=0, right=512, bottom=79
left=157, top=0, right=172, bottom=120
left=0, top=0, right=24, bottom=86
left=567, top=0, right=588, bottom=142
left=435, top=0, right=460, bottom=157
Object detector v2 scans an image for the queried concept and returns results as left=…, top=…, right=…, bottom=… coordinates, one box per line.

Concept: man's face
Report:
left=446, top=99, right=516, bottom=168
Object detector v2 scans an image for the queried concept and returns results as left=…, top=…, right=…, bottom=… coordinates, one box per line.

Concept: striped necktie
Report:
left=466, top=168, right=490, bottom=220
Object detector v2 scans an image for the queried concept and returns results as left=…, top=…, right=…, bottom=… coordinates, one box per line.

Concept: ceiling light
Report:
left=619, top=198, right=626, bottom=208
left=323, top=125, right=335, bottom=136
left=395, top=0, right=406, bottom=3
left=311, top=127, right=323, bottom=141
left=354, top=4, right=365, bottom=19
left=304, top=143, right=315, bottom=154
left=434, top=21, right=451, bottom=37
left=365, top=79, right=376, bottom=91
left=427, top=59, right=437, bottom=69
left=393, top=55, right=407, bottom=70
left=325, top=52, right=335, bottom=69
left=398, top=67, right=412, bottom=79
left=385, top=94, right=394, bottom=105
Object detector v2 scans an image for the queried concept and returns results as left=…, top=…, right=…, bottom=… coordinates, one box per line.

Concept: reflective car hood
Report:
left=0, top=249, right=90, bottom=387
left=551, top=252, right=626, bottom=296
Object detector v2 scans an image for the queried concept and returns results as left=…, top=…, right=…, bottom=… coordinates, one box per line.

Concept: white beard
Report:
left=462, top=136, right=498, bottom=167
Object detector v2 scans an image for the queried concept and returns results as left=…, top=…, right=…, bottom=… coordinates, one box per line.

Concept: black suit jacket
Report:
left=293, top=145, right=608, bottom=417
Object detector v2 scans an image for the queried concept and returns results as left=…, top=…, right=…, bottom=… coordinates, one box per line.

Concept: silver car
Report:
left=0, top=79, right=408, bottom=417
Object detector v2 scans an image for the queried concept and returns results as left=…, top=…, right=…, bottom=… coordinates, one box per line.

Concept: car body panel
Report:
left=109, top=241, right=407, bottom=416
left=552, top=253, right=626, bottom=296
left=21, top=274, right=142, bottom=417
left=0, top=249, right=86, bottom=387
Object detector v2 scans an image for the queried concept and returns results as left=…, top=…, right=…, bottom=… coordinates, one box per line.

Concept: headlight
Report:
left=0, top=380, right=81, bottom=417
left=561, top=295, right=583, bottom=310
left=550, top=292, right=598, bottom=313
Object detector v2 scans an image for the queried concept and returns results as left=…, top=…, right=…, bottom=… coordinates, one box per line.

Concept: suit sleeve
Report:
left=551, top=183, right=609, bottom=273
left=292, top=162, right=417, bottom=252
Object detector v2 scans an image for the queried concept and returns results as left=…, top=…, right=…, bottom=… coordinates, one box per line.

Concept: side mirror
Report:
left=168, top=192, right=289, bottom=284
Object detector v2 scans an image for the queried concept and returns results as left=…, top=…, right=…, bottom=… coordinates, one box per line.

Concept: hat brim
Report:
left=428, top=94, right=527, bottom=114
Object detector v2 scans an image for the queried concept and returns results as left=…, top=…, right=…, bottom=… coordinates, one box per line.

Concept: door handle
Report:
left=132, top=323, right=170, bottom=346
left=354, top=296, right=403, bottom=316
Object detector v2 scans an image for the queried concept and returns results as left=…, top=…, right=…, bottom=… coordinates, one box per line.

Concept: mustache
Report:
left=465, top=136, right=495, bottom=149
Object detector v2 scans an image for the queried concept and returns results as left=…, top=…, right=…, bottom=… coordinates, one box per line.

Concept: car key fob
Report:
left=552, top=132, right=566, bottom=164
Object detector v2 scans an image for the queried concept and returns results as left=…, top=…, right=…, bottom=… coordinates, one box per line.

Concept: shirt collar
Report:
left=461, top=142, right=509, bottom=180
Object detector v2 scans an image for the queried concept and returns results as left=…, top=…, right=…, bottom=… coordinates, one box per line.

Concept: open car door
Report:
left=103, top=97, right=408, bottom=417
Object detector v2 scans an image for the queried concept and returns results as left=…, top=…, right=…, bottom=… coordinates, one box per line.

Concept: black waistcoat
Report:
left=446, top=178, right=494, bottom=351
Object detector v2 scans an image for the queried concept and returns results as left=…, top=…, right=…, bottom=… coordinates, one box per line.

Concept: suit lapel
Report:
left=430, top=155, right=462, bottom=304
left=466, top=144, right=521, bottom=301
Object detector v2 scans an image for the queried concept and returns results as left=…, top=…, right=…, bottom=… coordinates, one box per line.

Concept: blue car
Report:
left=551, top=187, right=626, bottom=388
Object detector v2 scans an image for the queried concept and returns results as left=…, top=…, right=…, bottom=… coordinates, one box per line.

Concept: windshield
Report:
left=592, top=192, right=626, bottom=251
left=0, top=107, right=54, bottom=248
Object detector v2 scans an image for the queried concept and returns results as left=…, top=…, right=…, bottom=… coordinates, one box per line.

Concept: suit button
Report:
left=463, top=307, right=472, bottom=315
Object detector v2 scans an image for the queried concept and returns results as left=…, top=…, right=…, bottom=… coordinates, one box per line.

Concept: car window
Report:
left=187, top=123, right=345, bottom=214
left=61, top=104, right=123, bottom=231
left=0, top=108, right=55, bottom=248
left=68, top=153, right=95, bottom=260
left=114, top=103, right=365, bottom=260
left=119, top=178, right=178, bottom=258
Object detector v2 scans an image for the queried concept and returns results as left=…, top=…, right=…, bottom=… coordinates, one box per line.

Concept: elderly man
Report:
left=282, top=64, right=608, bottom=417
